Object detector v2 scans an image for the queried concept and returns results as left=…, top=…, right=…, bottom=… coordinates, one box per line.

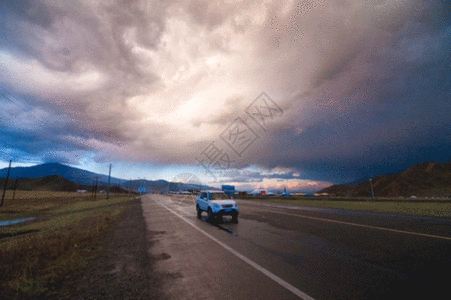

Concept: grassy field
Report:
left=0, top=191, right=135, bottom=300
left=242, top=196, right=451, bottom=218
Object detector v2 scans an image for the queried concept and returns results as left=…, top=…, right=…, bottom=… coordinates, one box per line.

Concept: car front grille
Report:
left=221, top=204, right=233, bottom=208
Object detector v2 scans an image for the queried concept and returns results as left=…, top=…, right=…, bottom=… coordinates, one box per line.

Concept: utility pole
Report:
left=92, top=179, right=95, bottom=197
left=126, top=179, right=130, bottom=195
left=369, top=178, right=375, bottom=199
left=1, top=160, right=12, bottom=207
left=107, top=163, right=112, bottom=199
left=94, top=177, right=98, bottom=200
left=12, top=177, right=18, bottom=200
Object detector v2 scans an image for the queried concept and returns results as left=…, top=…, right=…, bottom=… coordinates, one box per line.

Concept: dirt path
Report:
left=60, top=198, right=166, bottom=299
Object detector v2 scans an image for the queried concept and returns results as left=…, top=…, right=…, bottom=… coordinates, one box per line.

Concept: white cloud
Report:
left=1, top=0, right=449, bottom=184
left=0, top=50, right=107, bottom=97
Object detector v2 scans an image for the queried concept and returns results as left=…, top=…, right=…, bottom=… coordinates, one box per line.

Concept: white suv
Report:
left=196, top=191, right=239, bottom=223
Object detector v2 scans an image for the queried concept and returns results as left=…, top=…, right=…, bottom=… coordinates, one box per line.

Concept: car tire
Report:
left=231, top=214, right=238, bottom=224
left=196, top=205, right=202, bottom=219
left=207, top=207, right=214, bottom=222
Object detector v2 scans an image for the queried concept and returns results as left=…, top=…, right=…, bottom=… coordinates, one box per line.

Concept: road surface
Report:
left=141, top=194, right=451, bottom=299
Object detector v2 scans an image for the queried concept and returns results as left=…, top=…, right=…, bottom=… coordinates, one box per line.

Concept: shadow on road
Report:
left=197, top=215, right=237, bottom=235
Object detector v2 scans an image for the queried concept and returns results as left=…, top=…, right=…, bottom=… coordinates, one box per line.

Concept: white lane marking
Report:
left=154, top=198, right=315, bottom=300
left=248, top=206, right=451, bottom=241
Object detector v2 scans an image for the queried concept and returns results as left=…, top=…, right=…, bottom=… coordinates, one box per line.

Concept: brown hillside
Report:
left=321, top=161, right=451, bottom=197
left=0, top=175, right=130, bottom=193
left=0, top=175, right=90, bottom=192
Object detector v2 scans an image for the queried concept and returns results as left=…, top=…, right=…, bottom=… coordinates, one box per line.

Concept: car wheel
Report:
left=207, top=207, right=214, bottom=222
left=196, top=205, right=202, bottom=219
left=231, top=214, right=238, bottom=224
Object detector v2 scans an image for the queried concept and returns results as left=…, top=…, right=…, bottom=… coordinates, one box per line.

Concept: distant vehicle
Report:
left=196, top=191, right=239, bottom=223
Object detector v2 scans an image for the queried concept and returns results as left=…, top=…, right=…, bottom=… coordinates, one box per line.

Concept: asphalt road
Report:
left=141, top=194, right=451, bottom=300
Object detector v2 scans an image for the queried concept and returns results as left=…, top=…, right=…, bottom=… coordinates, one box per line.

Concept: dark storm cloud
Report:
left=0, top=0, right=450, bottom=185
left=240, top=24, right=451, bottom=183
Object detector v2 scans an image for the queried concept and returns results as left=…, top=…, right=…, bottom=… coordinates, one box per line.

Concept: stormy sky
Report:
left=1, top=0, right=450, bottom=191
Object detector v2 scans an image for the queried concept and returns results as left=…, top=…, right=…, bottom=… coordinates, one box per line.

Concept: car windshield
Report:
left=209, top=193, right=231, bottom=200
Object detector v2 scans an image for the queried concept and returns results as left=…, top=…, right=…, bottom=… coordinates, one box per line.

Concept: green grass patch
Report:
left=244, top=198, right=451, bottom=218
left=0, top=193, right=135, bottom=299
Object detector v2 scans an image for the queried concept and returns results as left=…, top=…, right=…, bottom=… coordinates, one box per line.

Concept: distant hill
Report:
left=124, top=179, right=215, bottom=194
left=0, top=163, right=122, bottom=186
left=0, top=175, right=130, bottom=193
left=0, top=175, right=90, bottom=192
left=320, top=161, right=451, bottom=197
left=0, top=162, right=215, bottom=193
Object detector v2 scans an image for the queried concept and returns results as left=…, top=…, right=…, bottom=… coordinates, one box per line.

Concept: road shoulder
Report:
left=59, top=197, right=165, bottom=299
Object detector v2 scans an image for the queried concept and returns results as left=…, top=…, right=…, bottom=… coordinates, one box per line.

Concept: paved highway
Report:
left=141, top=194, right=451, bottom=299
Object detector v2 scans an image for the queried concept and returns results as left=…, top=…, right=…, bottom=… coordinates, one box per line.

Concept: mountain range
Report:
left=320, top=161, right=451, bottom=197
left=5, top=161, right=451, bottom=196
left=0, top=175, right=88, bottom=192
left=0, top=163, right=212, bottom=193
left=0, top=163, right=119, bottom=186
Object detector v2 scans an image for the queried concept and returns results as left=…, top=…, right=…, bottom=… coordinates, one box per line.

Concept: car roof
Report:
left=200, top=190, right=224, bottom=193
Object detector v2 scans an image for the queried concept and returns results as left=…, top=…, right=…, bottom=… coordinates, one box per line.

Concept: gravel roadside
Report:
left=60, top=197, right=166, bottom=300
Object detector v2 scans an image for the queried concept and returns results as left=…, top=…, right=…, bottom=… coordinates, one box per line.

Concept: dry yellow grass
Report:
left=0, top=190, right=130, bottom=220
left=2, top=190, right=92, bottom=200
left=0, top=193, right=135, bottom=299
